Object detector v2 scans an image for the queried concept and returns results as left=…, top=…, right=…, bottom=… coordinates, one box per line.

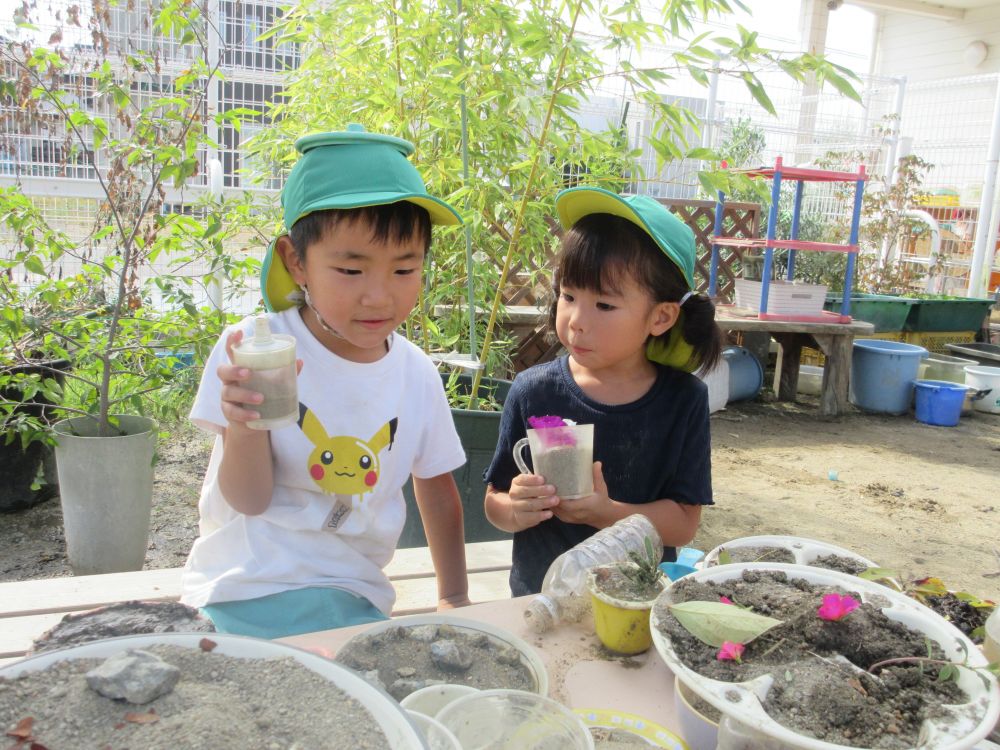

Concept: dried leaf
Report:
left=6, top=717, right=33, bottom=740
left=668, top=600, right=783, bottom=647
left=123, top=710, right=158, bottom=725
left=199, top=637, right=217, bottom=652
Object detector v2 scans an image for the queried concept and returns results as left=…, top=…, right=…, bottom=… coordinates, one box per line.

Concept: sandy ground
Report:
left=1, top=398, right=999, bottom=604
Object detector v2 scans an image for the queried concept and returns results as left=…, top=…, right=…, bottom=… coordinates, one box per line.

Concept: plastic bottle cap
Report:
left=240, top=316, right=290, bottom=352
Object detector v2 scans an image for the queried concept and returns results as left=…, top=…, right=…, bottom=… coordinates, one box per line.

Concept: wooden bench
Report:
left=0, top=539, right=514, bottom=668
left=717, top=310, right=875, bottom=416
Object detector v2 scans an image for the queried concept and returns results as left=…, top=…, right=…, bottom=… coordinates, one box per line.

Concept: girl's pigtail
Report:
left=681, top=293, right=724, bottom=373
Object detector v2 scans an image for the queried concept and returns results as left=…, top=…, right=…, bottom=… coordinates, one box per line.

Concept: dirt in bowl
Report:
left=0, top=644, right=390, bottom=749
left=714, top=546, right=796, bottom=564
left=923, top=592, right=994, bottom=644
left=590, top=726, right=656, bottom=748
left=808, top=553, right=869, bottom=576
left=31, top=601, right=215, bottom=654
left=335, top=622, right=536, bottom=701
left=591, top=564, right=662, bottom=603
left=655, top=570, right=972, bottom=749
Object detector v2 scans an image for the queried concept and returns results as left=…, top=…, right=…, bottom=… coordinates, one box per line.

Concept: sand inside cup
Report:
left=534, top=443, right=592, bottom=498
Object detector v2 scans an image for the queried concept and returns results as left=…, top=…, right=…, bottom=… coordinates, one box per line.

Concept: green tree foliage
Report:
left=251, top=0, right=860, bottom=372
left=0, top=1, right=258, bottom=441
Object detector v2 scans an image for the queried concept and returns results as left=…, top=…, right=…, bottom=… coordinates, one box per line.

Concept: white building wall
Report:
left=875, top=4, right=1000, bottom=83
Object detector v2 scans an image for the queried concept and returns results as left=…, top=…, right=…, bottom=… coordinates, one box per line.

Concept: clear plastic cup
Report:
left=513, top=424, right=594, bottom=499
left=436, top=688, right=594, bottom=750
left=406, top=709, right=463, bottom=750
left=400, top=683, right=479, bottom=718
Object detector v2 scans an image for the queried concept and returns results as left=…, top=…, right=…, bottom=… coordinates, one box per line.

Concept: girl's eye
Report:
left=395, top=268, right=417, bottom=276
left=596, top=302, right=615, bottom=311
left=336, top=267, right=362, bottom=276
left=560, top=292, right=574, bottom=302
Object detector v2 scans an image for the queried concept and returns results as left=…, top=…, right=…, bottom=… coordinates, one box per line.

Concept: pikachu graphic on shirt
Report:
left=298, top=403, right=397, bottom=530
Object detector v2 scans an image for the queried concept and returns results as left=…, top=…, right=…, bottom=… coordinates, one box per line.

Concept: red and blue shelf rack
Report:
left=707, top=157, right=869, bottom=323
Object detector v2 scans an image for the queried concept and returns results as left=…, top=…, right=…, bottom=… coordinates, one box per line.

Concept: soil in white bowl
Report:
left=0, top=644, right=390, bottom=749
left=336, top=622, right=535, bottom=701
left=655, top=570, right=969, bottom=749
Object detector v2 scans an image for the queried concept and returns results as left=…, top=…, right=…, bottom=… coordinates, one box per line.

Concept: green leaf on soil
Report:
left=668, top=601, right=783, bottom=647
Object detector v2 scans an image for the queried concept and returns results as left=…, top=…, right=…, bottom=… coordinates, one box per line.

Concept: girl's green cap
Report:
left=263, top=124, right=462, bottom=311
left=554, top=187, right=695, bottom=288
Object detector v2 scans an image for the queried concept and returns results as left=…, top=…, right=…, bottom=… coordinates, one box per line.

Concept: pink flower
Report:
left=719, top=596, right=733, bottom=605
left=817, top=593, right=860, bottom=621
left=717, top=641, right=745, bottom=662
left=528, top=415, right=568, bottom=429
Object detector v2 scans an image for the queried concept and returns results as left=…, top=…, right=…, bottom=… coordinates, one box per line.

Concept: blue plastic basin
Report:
left=850, top=340, right=928, bottom=415
left=914, top=379, right=967, bottom=427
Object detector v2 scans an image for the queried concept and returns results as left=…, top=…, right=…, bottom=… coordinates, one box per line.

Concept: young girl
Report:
left=484, top=187, right=722, bottom=596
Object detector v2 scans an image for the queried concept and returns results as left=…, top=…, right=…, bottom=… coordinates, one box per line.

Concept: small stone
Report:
left=430, top=639, right=473, bottom=672
left=85, top=649, right=180, bottom=704
left=396, top=667, right=416, bottom=678
left=494, top=645, right=521, bottom=666
left=886, top=724, right=900, bottom=734
left=409, top=625, right=438, bottom=642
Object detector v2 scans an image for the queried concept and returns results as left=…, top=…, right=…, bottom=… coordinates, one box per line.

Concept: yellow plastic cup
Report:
left=587, top=565, right=664, bottom=655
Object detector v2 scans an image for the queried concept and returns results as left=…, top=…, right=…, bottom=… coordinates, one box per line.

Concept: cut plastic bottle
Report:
left=523, top=514, right=663, bottom=634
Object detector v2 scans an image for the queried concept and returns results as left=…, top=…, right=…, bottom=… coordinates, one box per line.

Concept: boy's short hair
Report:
left=288, top=203, right=433, bottom=261
left=262, top=125, right=461, bottom=312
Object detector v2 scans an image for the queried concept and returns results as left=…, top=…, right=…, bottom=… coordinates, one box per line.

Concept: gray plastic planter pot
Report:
left=53, top=414, right=157, bottom=575
left=398, top=375, right=512, bottom=548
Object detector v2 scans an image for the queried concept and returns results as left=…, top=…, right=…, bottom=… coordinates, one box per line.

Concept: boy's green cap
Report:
left=262, top=124, right=462, bottom=312
left=554, top=187, right=695, bottom=288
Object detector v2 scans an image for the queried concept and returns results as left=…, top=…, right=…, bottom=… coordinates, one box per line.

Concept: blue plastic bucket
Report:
left=723, top=346, right=764, bottom=402
left=850, top=340, right=928, bottom=415
left=914, top=379, right=967, bottom=427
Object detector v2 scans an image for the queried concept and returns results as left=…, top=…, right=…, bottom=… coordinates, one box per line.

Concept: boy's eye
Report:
left=336, top=267, right=362, bottom=276
left=394, top=268, right=418, bottom=276
left=596, top=302, right=616, bottom=311
left=560, top=292, right=574, bottom=302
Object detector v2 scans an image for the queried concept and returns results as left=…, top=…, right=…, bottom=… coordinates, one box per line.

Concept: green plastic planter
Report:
left=823, top=294, right=916, bottom=333
left=398, top=374, right=513, bottom=548
left=901, top=297, right=995, bottom=332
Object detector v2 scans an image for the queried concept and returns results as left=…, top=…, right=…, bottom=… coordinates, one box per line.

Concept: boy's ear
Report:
left=275, top=235, right=306, bottom=285
left=650, top=301, right=681, bottom=337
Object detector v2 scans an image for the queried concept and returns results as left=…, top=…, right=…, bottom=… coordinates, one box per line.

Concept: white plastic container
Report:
left=696, top=357, right=729, bottom=413
left=336, top=613, right=548, bottom=697
left=964, top=365, right=1000, bottom=414
left=703, top=534, right=878, bottom=571
left=231, top=315, right=298, bottom=429
left=984, top=606, right=1000, bottom=664
left=0, top=632, right=426, bottom=748
left=797, top=365, right=823, bottom=396
left=650, top=563, right=1000, bottom=750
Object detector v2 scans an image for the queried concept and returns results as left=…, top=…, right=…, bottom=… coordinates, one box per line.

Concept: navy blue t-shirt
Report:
left=484, top=356, right=714, bottom=596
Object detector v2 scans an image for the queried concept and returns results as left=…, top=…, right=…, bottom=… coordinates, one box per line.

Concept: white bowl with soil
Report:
left=703, top=534, right=878, bottom=575
left=0, top=632, right=425, bottom=749
left=335, top=613, right=548, bottom=701
left=650, top=563, right=1000, bottom=750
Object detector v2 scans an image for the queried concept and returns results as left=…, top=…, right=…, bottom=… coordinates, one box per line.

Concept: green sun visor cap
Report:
left=554, top=187, right=695, bottom=288
left=262, top=124, right=463, bottom=312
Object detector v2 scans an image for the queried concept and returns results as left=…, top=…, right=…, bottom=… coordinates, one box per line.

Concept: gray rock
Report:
left=430, top=639, right=472, bottom=672
left=85, top=649, right=180, bottom=704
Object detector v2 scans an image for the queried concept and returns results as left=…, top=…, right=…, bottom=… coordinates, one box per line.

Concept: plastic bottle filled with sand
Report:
left=232, top=316, right=298, bottom=430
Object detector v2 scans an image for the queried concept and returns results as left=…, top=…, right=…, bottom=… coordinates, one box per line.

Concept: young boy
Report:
left=180, top=125, right=470, bottom=638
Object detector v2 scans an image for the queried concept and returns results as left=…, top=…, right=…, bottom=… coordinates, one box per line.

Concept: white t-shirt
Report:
left=180, top=309, right=466, bottom=614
